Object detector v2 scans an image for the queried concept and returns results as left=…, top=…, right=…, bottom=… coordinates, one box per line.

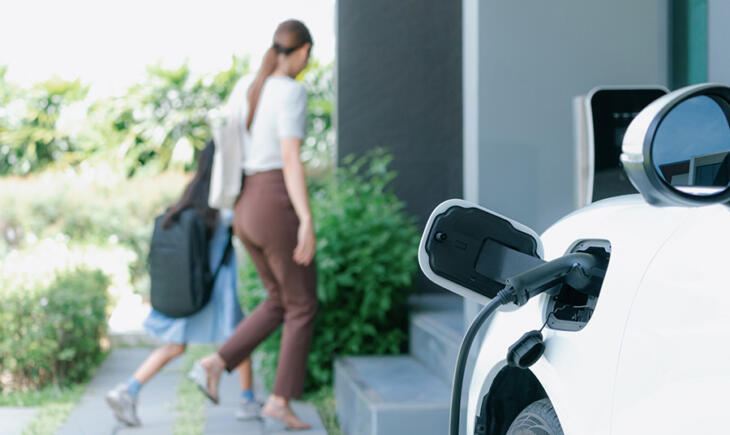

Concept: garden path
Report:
left=2, top=407, right=38, bottom=435
left=57, top=348, right=179, bottom=435
left=53, top=347, right=326, bottom=435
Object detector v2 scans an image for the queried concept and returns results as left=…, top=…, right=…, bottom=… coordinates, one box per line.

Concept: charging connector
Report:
left=504, top=252, right=604, bottom=306
left=448, top=252, right=602, bottom=435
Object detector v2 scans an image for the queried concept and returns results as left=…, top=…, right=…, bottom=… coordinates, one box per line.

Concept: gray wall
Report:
left=466, top=0, right=669, bottom=233
left=708, top=0, right=730, bottom=84
left=336, top=0, right=463, bottom=226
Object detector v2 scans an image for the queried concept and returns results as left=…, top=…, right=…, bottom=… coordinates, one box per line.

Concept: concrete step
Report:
left=409, top=296, right=464, bottom=383
left=407, top=293, right=463, bottom=313
left=334, top=355, right=450, bottom=435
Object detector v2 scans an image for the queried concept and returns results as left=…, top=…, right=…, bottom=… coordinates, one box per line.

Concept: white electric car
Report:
left=419, top=83, right=730, bottom=435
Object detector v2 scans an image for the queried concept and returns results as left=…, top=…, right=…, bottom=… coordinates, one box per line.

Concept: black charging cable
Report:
left=449, top=252, right=601, bottom=435
left=449, top=288, right=512, bottom=435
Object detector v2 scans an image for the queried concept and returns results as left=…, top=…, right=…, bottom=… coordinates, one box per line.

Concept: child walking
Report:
left=105, top=143, right=259, bottom=426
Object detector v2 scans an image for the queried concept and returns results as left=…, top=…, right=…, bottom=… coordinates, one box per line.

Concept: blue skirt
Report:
left=144, top=213, right=243, bottom=344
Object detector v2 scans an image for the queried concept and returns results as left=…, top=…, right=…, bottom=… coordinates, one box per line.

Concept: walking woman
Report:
left=105, top=143, right=259, bottom=427
left=188, top=19, right=318, bottom=430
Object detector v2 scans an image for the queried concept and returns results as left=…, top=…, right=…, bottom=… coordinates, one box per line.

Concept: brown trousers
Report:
left=218, top=169, right=318, bottom=399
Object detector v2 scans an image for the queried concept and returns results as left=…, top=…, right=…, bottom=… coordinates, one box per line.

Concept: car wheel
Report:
left=506, top=398, right=564, bottom=435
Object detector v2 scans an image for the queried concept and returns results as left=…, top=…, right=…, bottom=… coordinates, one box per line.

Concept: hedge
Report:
left=0, top=268, right=110, bottom=391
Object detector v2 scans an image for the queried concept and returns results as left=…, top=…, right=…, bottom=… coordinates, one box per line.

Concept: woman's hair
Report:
left=246, top=19, right=313, bottom=130
left=161, top=141, right=218, bottom=232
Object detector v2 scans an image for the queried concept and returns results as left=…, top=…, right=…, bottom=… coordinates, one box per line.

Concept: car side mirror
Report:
left=621, top=83, right=730, bottom=206
left=418, top=199, right=544, bottom=304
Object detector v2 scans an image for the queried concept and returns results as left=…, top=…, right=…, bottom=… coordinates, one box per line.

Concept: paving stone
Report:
left=53, top=346, right=328, bottom=434
left=203, top=367, right=327, bottom=435
left=56, top=348, right=181, bottom=435
left=0, top=406, right=39, bottom=435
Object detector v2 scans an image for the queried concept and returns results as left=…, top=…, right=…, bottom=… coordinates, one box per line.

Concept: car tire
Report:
left=506, top=398, right=564, bottom=435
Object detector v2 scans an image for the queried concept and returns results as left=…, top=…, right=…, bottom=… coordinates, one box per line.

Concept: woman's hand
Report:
left=281, top=138, right=316, bottom=266
left=293, top=219, right=316, bottom=266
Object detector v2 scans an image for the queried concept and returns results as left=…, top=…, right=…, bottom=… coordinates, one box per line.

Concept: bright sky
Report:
left=0, top=0, right=336, bottom=99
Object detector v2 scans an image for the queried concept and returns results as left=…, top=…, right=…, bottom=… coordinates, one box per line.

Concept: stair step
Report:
left=408, top=293, right=463, bottom=313
left=410, top=300, right=464, bottom=383
left=334, top=356, right=450, bottom=435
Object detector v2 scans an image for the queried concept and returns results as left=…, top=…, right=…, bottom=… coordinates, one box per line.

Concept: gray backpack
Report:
left=149, top=208, right=232, bottom=318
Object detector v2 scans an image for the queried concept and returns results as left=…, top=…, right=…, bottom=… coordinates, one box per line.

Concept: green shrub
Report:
left=0, top=268, right=111, bottom=391
left=239, top=149, right=420, bottom=391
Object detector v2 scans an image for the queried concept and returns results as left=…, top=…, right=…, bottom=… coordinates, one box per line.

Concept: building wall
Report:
left=671, top=0, right=708, bottom=88
left=336, top=0, right=463, bottom=227
left=466, top=0, right=670, bottom=233
left=708, top=0, right=730, bottom=84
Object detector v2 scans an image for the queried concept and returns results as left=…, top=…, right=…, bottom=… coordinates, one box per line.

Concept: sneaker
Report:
left=235, top=399, right=263, bottom=420
left=105, top=383, right=141, bottom=427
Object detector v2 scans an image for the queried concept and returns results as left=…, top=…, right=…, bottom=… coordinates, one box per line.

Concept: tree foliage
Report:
left=0, top=58, right=335, bottom=178
left=299, top=60, right=335, bottom=172
left=0, top=77, right=87, bottom=175
left=91, top=57, right=250, bottom=176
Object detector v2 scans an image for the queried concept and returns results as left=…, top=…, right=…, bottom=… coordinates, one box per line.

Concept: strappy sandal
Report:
left=261, top=402, right=311, bottom=431
left=187, top=361, right=220, bottom=404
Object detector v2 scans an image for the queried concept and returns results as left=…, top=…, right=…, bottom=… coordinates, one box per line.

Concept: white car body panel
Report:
left=611, top=204, right=730, bottom=434
left=465, top=195, right=730, bottom=434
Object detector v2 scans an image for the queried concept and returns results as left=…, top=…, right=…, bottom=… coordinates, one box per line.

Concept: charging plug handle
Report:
left=449, top=252, right=603, bottom=435
left=504, top=252, right=602, bottom=306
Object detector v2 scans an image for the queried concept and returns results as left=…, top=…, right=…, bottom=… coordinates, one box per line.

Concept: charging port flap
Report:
left=419, top=199, right=545, bottom=304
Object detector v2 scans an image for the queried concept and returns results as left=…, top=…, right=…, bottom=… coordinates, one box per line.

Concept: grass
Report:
left=0, top=352, right=106, bottom=435
left=0, top=382, right=89, bottom=434
left=19, top=384, right=88, bottom=435
left=172, top=344, right=214, bottom=435
left=304, top=386, right=342, bottom=435
left=0, top=383, right=84, bottom=407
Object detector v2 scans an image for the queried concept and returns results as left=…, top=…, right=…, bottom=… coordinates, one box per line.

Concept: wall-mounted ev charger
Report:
left=573, top=86, right=668, bottom=209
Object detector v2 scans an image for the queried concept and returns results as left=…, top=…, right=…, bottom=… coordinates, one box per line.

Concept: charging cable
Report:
left=449, top=252, right=601, bottom=435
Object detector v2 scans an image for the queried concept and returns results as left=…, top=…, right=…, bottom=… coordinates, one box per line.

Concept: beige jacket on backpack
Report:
left=208, top=78, right=250, bottom=210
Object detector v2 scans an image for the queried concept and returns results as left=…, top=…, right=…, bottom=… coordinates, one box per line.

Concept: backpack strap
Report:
left=210, top=226, right=234, bottom=284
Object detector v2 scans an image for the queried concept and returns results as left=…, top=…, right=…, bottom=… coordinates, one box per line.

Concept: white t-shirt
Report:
left=235, top=75, right=307, bottom=175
